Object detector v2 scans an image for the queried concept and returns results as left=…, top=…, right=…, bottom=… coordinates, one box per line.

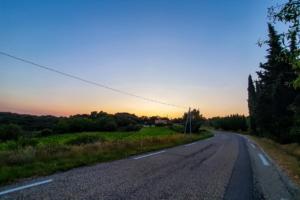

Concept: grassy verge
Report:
left=249, top=136, right=300, bottom=186
left=0, top=127, right=213, bottom=185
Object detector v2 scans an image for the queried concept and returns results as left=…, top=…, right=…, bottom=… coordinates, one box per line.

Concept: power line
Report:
left=0, top=51, right=187, bottom=109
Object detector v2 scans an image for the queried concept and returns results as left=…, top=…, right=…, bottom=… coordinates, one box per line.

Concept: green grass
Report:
left=0, top=127, right=213, bottom=185
left=0, top=127, right=177, bottom=151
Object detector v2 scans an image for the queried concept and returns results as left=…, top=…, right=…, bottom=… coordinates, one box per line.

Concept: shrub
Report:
left=170, top=124, right=184, bottom=133
left=55, top=118, right=70, bottom=133
left=114, top=113, right=140, bottom=127
left=0, top=124, right=22, bottom=141
left=17, top=138, right=39, bottom=148
left=102, top=120, right=118, bottom=131
left=119, top=124, right=142, bottom=132
left=66, top=135, right=105, bottom=145
left=39, top=128, right=53, bottom=137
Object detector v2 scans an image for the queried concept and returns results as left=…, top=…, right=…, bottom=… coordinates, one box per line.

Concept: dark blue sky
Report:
left=0, top=0, right=284, bottom=117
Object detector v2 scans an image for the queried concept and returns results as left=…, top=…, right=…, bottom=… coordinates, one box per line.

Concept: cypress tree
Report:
left=247, top=75, right=257, bottom=133
left=255, top=24, right=283, bottom=138
left=255, top=23, right=298, bottom=142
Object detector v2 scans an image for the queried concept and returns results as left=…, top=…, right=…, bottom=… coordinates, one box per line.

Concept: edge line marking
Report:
left=133, top=150, right=166, bottom=160
left=0, top=179, right=53, bottom=196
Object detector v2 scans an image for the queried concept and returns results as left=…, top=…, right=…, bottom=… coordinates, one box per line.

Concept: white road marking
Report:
left=258, top=153, right=270, bottom=166
left=184, top=142, right=197, bottom=147
left=0, top=179, right=53, bottom=196
left=133, top=150, right=166, bottom=160
left=250, top=143, right=256, bottom=149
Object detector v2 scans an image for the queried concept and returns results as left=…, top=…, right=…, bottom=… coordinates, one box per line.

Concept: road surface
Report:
left=0, top=131, right=299, bottom=200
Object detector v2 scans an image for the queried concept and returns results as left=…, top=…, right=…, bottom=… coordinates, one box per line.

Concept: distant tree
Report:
left=209, top=115, right=247, bottom=131
left=0, top=112, right=59, bottom=132
left=90, top=111, right=98, bottom=119
left=55, top=118, right=70, bottom=133
left=114, top=113, right=141, bottom=131
left=0, top=124, right=22, bottom=141
left=183, top=109, right=205, bottom=133
left=247, top=75, right=257, bottom=133
left=39, top=128, right=53, bottom=137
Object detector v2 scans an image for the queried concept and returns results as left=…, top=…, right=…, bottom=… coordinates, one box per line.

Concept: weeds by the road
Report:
left=250, top=136, right=300, bottom=186
left=0, top=127, right=213, bottom=185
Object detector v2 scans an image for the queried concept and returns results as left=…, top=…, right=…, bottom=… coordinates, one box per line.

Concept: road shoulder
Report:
left=244, top=135, right=300, bottom=200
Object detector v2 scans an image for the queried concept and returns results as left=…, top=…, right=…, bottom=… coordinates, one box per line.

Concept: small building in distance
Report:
left=154, top=118, right=169, bottom=126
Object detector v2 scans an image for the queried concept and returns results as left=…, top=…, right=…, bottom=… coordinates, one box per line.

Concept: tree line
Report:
left=209, top=115, right=248, bottom=132
left=0, top=112, right=144, bottom=141
left=248, top=0, right=300, bottom=143
left=0, top=109, right=207, bottom=141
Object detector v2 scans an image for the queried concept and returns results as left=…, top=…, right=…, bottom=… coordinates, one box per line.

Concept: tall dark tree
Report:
left=247, top=75, right=256, bottom=133
left=255, top=24, right=283, bottom=138
left=252, top=16, right=299, bottom=142
left=268, top=0, right=300, bottom=142
left=269, top=0, right=300, bottom=88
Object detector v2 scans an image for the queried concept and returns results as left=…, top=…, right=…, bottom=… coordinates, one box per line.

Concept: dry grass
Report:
left=250, top=136, right=300, bottom=186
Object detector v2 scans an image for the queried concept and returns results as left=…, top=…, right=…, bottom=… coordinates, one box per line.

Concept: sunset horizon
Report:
left=1, top=0, right=299, bottom=198
left=0, top=0, right=275, bottom=119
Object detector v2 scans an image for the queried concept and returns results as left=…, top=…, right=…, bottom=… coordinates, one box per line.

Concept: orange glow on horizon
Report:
left=0, top=103, right=248, bottom=118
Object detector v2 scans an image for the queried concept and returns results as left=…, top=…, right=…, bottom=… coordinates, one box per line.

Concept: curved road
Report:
left=0, top=131, right=299, bottom=200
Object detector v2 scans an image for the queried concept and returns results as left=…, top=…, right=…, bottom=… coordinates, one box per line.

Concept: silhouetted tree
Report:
left=0, top=124, right=22, bottom=141
left=248, top=75, right=257, bottom=133
left=209, top=115, right=247, bottom=131
left=183, top=109, right=204, bottom=133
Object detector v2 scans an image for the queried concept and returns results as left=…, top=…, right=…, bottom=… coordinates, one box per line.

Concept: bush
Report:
left=0, top=124, right=22, bottom=141
left=39, top=128, right=53, bottom=137
left=101, top=120, right=118, bottom=131
left=17, top=138, right=39, bottom=148
left=55, top=119, right=70, bottom=133
left=66, top=135, right=105, bottom=145
left=170, top=124, right=184, bottom=133
left=119, top=124, right=142, bottom=132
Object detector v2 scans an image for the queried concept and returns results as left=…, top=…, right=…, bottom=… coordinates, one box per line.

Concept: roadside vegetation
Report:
left=208, top=115, right=248, bottom=132
left=248, top=0, right=300, bottom=188
left=0, top=110, right=212, bottom=185
left=245, top=1, right=300, bottom=186
left=0, top=127, right=212, bottom=185
left=247, top=0, right=300, bottom=144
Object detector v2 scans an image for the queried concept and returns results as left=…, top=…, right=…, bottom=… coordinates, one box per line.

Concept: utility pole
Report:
left=189, top=107, right=192, bottom=134
left=184, top=107, right=190, bottom=134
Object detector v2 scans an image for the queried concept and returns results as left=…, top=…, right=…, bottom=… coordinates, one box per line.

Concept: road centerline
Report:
left=258, top=153, right=270, bottom=166
left=133, top=150, right=166, bottom=160
left=0, top=179, right=53, bottom=196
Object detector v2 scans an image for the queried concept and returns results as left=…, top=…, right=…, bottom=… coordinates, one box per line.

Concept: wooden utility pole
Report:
left=184, top=107, right=191, bottom=134
left=189, top=107, right=192, bottom=134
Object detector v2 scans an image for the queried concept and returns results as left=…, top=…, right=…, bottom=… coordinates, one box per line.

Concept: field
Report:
left=0, top=127, right=213, bottom=185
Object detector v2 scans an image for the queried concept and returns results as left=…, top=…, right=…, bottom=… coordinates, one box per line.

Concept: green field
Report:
left=0, top=127, right=213, bottom=185
left=0, top=127, right=178, bottom=150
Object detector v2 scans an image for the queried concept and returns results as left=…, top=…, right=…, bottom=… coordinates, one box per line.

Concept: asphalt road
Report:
left=0, top=131, right=299, bottom=200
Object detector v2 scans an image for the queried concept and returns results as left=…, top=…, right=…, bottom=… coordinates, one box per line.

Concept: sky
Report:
left=0, top=0, right=285, bottom=118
